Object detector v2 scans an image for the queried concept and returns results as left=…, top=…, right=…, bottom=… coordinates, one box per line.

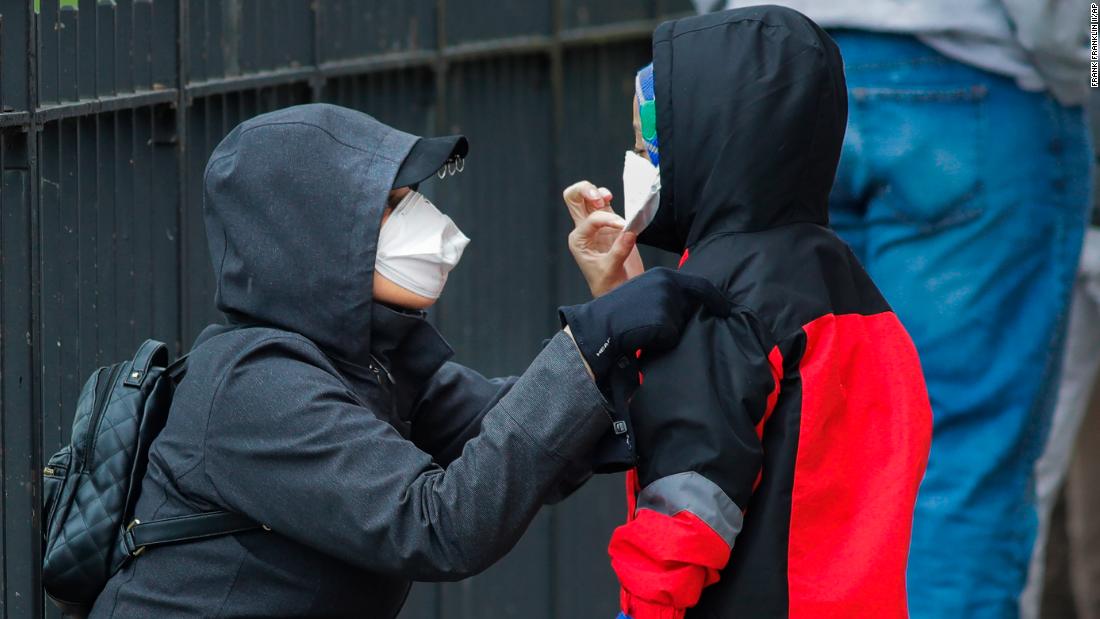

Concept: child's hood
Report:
left=639, top=5, right=848, bottom=254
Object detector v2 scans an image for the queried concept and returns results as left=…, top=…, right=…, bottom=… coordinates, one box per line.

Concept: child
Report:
left=602, top=7, right=933, bottom=618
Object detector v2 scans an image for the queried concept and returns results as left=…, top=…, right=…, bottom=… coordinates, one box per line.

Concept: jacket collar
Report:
left=368, top=302, right=454, bottom=388
left=192, top=303, right=453, bottom=410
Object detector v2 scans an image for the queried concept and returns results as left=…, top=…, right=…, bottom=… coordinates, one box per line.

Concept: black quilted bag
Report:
left=41, top=339, right=259, bottom=617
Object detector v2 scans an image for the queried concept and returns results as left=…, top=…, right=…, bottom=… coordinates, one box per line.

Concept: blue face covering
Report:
left=635, top=63, right=659, bottom=167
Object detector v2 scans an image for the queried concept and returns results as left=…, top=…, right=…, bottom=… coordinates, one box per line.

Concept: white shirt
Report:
left=720, top=0, right=1088, bottom=106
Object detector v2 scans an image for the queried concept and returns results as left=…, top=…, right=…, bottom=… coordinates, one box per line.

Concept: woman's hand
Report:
left=562, top=181, right=645, bottom=297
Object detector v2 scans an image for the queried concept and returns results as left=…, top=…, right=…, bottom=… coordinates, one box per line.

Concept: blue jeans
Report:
left=827, top=31, right=1090, bottom=619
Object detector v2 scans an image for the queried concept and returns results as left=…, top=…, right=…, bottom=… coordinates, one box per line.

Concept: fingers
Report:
left=607, top=230, right=637, bottom=267
left=621, top=323, right=677, bottom=354
left=563, top=180, right=595, bottom=203
left=669, top=271, right=732, bottom=318
left=574, top=210, right=626, bottom=243
left=582, top=187, right=613, bottom=217
left=629, top=268, right=731, bottom=319
left=563, top=181, right=597, bottom=224
left=563, top=181, right=614, bottom=225
left=568, top=211, right=624, bottom=253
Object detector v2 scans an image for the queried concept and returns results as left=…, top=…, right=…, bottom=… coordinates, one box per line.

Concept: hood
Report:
left=639, top=5, right=848, bottom=253
left=203, top=103, right=418, bottom=364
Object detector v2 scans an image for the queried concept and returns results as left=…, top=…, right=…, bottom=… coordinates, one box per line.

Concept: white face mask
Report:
left=622, top=150, right=661, bottom=234
left=376, top=191, right=470, bottom=300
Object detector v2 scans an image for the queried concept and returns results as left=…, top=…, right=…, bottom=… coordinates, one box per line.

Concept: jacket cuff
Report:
left=497, top=331, right=612, bottom=464
left=621, top=591, right=685, bottom=619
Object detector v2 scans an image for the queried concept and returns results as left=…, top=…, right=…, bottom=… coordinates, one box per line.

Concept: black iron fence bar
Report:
left=308, top=0, right=323, bottom=102
left=0, top=111, right=32, bottom=128
left=184, top=67, right=319, bottom=101
left=174, top=0, right=191, bottom=383
left=558, top=18, right=671, bottom=45
left=317, top=49, right=440, bottom=80
left=25, top=0, right=44, bottom=616
left=441, top=34, right=556, bottom=62
left=432, top=0, right=448, bottom=143
left=546, top=1, right=567, bottom=610
left=34, top=89, right=178, bottom=123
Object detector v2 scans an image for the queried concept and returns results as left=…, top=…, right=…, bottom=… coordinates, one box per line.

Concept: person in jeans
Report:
left=1028, top=87, right=1100, bottom=619
left=715, top=2, right=1091, bottom=617
left=1060, top=384, right=1100, bottom=619
left=1033, top=224, right=1100, bottom=619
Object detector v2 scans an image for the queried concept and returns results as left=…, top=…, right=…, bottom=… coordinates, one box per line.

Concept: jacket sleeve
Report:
left=410, top=359, right=597, bottom=502
left=609, top=309, right=779, bottom=619
left=409, top=361, right=517, bottom=467
left=202, top=331, right=611, bottom=581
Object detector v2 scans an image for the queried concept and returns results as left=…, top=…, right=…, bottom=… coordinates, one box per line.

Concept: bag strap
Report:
left=118, top=345, right=260, bottom=559
left=121, top=511, right=266, bottom=558
left=165, top=352, right=189, bottom=383
left=124, top=339, right=169, bottom=388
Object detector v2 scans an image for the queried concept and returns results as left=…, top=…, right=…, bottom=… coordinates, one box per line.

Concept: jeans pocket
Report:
left=853, top=84, right=988, bottom=231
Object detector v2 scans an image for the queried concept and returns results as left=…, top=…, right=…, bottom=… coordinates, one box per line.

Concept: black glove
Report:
left=559, top=267, right=731, bottom=387
left=559, top=267, right=731, bottom=472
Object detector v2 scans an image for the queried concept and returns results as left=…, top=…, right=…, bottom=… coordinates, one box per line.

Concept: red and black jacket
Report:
left=609, top=7, right=933, bottom=619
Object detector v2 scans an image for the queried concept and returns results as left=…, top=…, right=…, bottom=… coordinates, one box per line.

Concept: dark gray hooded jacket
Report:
left=90, top=104, right=610, bottom=618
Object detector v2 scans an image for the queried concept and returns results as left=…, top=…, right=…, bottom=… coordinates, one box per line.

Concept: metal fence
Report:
left=0, top=1, right=691, bottom=617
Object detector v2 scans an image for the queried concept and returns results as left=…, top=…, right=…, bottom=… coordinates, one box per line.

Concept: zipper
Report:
left=42, top=446, right=71, bottom=533
left=83, top=364, right=122, bottom=470
left=43, top=461, right=67, bottom=477
left=367, top=353, right=395, bottom=392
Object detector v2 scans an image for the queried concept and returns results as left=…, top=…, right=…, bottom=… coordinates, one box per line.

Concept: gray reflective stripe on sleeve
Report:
left=636, top=471, right=743, bottom=547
